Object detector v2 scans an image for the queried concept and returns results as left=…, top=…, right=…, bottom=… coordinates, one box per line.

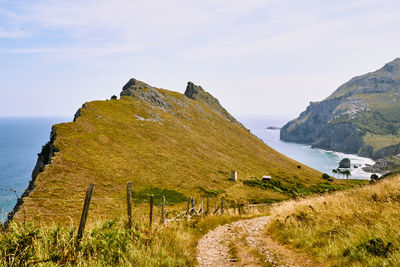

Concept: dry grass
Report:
left=1, top=212, right=253, bottom=266
left=12, top=85, right=353, bottom=225
left=268, top=174, right=400, bottom=266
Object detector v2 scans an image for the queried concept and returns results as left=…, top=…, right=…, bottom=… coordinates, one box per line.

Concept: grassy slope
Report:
left=268, top=174, right=400, bottom=266
left=14, top=86, right=354, bottom=225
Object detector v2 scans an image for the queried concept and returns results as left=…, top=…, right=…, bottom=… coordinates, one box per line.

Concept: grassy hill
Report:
left=268, top=173, right=400, bottom=266
left=11, top=79, right=358, bottom=225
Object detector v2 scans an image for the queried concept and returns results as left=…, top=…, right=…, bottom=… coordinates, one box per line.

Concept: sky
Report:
left=1, top=0, right=400, bottom=120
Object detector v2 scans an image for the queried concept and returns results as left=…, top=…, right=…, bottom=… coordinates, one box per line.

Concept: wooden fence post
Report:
left=161, top=195, right=166, bottom=225
left=186, top=197, right=191, bottom=220
left=191, top=198, right=196, bottom=214
left=77, top=183, right=94, bottom=241
left=206, top=196, right=209, bottom=216
left=233, top=201, right=236, bottom=214
left=126, top=182, right=132, bottom=228
left=238, top=200, right=241, bottom=215
left=224, top=202, right=230, bottom=215
left=150, top=194, right=154, bottom=228
left=214, top=196, right=217, bottom=210
left=200, top=197, right=204, bottom=216
left=221, top=197, right=224, bottom=215
left=213, top=205, right=220, bottom=215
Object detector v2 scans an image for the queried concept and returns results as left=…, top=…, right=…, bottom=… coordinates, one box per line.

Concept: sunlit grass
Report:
left=0, top=213, right=259, bottom=266
left=268, top=174, right=400, bottom=266
left=13, top=86, right=349, bottom=225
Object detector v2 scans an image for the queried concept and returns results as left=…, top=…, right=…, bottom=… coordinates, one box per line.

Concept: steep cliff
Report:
left=281, top=58, right=400, bottom=161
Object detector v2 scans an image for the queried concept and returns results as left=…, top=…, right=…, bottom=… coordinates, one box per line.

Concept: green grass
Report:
left=132, top=187, right=187, bottom=206
left=243, top=178, right=346, bottom=197
left=330, top=91, right=400, bottom=139
left=14, top=83, right=351, bottom=225
left=364, top=133, right=400, bottom=150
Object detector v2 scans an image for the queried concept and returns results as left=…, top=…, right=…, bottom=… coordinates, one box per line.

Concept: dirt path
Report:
left=196, top=216, right=320, bottom=267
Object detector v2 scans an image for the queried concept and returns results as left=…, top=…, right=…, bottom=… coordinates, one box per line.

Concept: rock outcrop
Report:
left=121, top=78, right=172, bottom=109
left=339, top=158, right=351, bottom=168
left=281, top=58, right=400, bottom=165
left=184, top=82, right=237, bottom=123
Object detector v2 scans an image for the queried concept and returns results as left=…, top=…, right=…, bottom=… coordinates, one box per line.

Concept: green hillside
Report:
left=281, top=58, right=400, bottom=171
left=11, top=79, right=356, bottom=225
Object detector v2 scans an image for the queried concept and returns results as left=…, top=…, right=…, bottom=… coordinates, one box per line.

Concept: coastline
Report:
left=251, top=128, right=375, bottom=180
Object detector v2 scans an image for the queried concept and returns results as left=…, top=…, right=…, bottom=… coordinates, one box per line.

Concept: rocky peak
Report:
left=120, top=78, right=171, bottom=109
left=382, top=58, right=400, bottom=73
left=184, top=81, right=237, bottom=123
left=121, top=78, right=154, bottom=92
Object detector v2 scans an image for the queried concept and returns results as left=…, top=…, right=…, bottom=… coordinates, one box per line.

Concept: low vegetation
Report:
left=132, top=187, right=187, bottom=205
left=364, top=133, right=400, bottom=151
left=243, top=176, right=363, bottom=198
left=0, top=213, right=256, bottom=266
left=268, top=174, right=400, bottom=266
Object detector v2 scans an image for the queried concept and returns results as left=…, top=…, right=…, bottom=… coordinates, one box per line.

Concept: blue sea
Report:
left=239, top=116, right=374, bottom=180
left=0, top=117, right=69, bottom=221
left=0, top=116, right=374, bottom=221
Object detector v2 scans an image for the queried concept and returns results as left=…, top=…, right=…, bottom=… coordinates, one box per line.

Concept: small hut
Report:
left=262, top=175, right=271, bottom=181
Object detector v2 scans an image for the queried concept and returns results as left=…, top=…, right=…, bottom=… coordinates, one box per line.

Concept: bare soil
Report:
left=197, top=216, right=320, bottom=267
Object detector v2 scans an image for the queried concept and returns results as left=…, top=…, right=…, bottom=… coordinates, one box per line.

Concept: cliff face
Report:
left=281, top=58, right=400, bottom=159
left=4, top=127, right=59, bottom=227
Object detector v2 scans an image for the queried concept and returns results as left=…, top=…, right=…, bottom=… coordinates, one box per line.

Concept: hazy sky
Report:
left=1, top=0, right=400, bottom=120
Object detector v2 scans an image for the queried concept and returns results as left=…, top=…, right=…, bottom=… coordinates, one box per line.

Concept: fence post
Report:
left=214, top=196, right=217, bottom=210
left=206, top=196, right=209, bottom=216
left=233, top=201, right=236, bottom=214
left=191, top=198, right=196, bottom=214
left=161, top=195, right=166, bottom=225
left=126, top=182, right=132, bottom=228
left=77, top=183, right=94, bottom=242
left=213, top=205, right=220, bottom=215
left=150, top=194, right=154, bottom=228
left=224, top=202, right=230, bottom=215
left=200, top=197, right=204, bottom=216
left=221, top=197, right=224, bottom=215
left=238, top=200, right=241, bottom=215
left=186, top=197, right=191, bottom=220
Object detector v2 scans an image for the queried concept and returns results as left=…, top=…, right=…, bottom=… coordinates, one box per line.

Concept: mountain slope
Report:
left=281, top=58, right=400, bottom=161
left=11, top=79, right=350, bottom=225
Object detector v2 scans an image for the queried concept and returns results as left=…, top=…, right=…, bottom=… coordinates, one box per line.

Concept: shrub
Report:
left=322, top=173, right=330, bottom=179
left=132, top=187, right=187, bottom=205
left=356, top=238, right=392, bottom=257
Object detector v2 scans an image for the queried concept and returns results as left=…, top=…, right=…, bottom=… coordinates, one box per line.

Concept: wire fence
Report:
left=1, top=182, right=272, bottom=238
